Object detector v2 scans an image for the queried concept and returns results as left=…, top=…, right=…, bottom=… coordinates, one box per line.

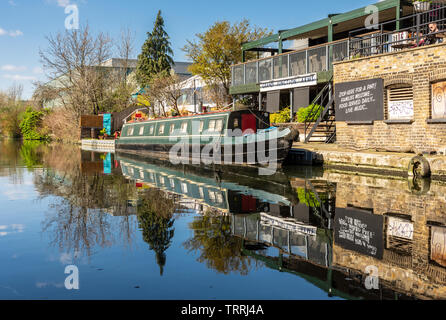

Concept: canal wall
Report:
left=291, top=142, right=446, bottom=180
left=81, top=139, right=116, bottom=152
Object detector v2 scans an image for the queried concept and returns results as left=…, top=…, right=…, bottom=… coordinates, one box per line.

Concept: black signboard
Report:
left=335, top=78, right=384, bottom=122
left=334, top=208, right=384, bottom=259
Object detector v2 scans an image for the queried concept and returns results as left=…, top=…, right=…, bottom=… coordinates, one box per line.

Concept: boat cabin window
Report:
left=159, top=124, right=165, bottom=134
left=199, top=187, right=204, bottom=198
left=199, top=121, right=204, bottom=133
left=181, top=122, right=188, bottom=133
left=233, top=118, right=239, bottom=128
left=149, top=126, right=154, bottom=135
left=139, top=126, right=144, bottom=135
left=208, top=120, right=216, bottom=131
left=170, top=123, right=175, bottom=134
left=215, top=119, right=223, bottom=132
left=128, top=127, right=134, bottom=136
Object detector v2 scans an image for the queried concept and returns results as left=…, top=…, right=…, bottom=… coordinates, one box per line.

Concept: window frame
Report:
left=387, top=85, right=414, bottom=120
left=159, top=124, right=165, bottom=135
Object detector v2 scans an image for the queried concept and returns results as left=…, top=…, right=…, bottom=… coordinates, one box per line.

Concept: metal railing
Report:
left=303, top=78, right=335, bottom=144
left=231, top=39, right=349, bottom=87
left=349, top=4, right=446, bottom=58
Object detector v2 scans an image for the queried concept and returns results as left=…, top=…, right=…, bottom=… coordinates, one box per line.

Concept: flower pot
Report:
left=414, top=1, right=431, bottom=12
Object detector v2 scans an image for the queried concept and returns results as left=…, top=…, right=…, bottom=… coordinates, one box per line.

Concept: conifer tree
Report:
left=136, top=10, right=174, bottom=88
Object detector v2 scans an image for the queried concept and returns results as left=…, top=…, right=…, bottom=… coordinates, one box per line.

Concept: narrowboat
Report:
left=116, top=109, right=298, bottom=167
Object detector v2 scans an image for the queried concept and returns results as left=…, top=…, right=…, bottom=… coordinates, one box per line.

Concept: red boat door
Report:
left=241, top=114, right=257, bottom=134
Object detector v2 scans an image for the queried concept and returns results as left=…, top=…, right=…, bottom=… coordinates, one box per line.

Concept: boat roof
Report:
left=125, top=109, right=236, bottom=125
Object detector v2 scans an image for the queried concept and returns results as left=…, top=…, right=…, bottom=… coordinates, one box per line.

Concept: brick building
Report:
left=334, top=42, right=446, bottom=154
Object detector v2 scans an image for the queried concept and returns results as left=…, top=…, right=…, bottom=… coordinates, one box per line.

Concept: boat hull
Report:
left=116, top=130, right=296, bottom=168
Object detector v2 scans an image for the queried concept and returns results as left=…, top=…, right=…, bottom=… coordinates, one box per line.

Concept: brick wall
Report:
left=326, top=171, right=446, bottom=299
left=333, top=43, right=446, bottom=153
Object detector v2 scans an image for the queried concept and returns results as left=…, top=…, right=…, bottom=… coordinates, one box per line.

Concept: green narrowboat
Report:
left=116, top=109, right=298, bottom=167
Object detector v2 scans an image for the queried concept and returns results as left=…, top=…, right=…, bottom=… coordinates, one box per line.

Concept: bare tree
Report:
left=39, top=24, right=113, bottom=118
left=145, top=72, right=186, bottom=116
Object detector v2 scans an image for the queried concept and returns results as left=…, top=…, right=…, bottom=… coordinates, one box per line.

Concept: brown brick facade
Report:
left=333, top=43, right=446, bottom=153
left=325, top=171, right=446, bottom=299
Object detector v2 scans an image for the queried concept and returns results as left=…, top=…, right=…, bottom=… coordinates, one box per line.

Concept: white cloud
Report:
left=9, top=30, right=23, bottom=37
left=9, top=0, right=17, bottom=6
left=57, top=0, right=70, bottom=7
left=3, top=74, right=37, bottom=81
left=1, top=65, right=26, bottom=72
left=0, top=28, right=23, bottom=37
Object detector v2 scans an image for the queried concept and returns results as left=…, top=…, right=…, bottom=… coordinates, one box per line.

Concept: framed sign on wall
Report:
left=335, top=78, right=384, bottom=122
left=388, top=86, right=414, bottom=120
left=432, top=81, right=446, bottom=119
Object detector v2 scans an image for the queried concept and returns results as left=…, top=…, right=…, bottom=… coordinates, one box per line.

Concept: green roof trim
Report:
left=242, top=0, right=402, bottom=52
left=230, top=83, right=260, bottom=95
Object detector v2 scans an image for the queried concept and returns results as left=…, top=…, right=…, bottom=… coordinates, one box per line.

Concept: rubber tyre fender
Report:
left=408, top=156, right=431, bottom=178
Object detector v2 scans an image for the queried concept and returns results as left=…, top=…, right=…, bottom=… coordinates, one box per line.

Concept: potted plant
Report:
left=99, top=128, right=106, bottom=140
left=413, top=0, right=432, bottom=12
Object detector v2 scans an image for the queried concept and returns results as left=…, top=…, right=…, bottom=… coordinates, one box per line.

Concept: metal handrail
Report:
left=303, top=75, right=335, bottom=144
left=349, top=4, right=446, bottom=58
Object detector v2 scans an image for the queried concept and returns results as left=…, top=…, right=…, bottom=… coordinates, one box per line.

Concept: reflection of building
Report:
left=328, top=171, right=446, bottom=299
left=232, top=212, right=414, bottom=300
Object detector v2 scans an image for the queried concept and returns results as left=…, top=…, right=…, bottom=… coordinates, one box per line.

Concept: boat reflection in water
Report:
left=113, top=153, right=413, bottom=299
left=73, top=146, right=446, bottom=300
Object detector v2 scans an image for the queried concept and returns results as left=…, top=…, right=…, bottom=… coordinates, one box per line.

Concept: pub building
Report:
left=231, top=0, right=446, bottom=150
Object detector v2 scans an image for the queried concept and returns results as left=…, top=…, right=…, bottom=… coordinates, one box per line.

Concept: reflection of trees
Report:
left=183, top=212, right=256, bottom=276
left=137, top=190, right=176, bottom=276
left=20, top=140, right=45, bottom=169
left=0, top=139, right=25, bottom=184
left=35, top=145, right=140, bottom=260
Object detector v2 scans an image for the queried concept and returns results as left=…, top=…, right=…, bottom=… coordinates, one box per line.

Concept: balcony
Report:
left=231, top=39, right=349, bottom=93
left=230, top=4, right=446, bottom=95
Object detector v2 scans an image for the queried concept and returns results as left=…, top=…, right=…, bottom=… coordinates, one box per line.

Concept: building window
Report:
left=387, top=86, right=413, bottom=120
left=432, top=81, right=446, bottom=119
left=139, top=126, right=145, bottom=135
left=159, top=124, right=165, bottom=134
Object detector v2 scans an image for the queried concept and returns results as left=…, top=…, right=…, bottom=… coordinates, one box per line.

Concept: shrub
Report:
left=19, top=107, right=49, bottom=140
left=41, top=108, right=79, bottom=142
left=296, top=104, right=323, bottom=123
left=270, top=107, right=291, bottom=124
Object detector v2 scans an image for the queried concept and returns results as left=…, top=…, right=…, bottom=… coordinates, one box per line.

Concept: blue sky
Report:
left=0, top=0, right=378, bottom=99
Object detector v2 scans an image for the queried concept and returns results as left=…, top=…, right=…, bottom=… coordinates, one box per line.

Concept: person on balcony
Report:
left=408, top=23, right=444, bottom=48
left=424, top=23, right=444, bottom=45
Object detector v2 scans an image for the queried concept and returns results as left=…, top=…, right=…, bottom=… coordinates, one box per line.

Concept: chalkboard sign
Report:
left=335, top=78, right=384, bottom=122
left=334, top=208, right=384, bottom=259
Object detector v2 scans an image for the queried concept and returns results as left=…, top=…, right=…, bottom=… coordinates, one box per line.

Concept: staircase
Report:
left=303, top=80, right=336, bottom=144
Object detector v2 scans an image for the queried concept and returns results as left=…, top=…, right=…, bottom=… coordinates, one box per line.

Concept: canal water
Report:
left=0, top=139, right=444, bottom=300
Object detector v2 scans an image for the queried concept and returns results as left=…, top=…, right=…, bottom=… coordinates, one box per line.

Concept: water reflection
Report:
left=2, top=140, right=446, bottom=299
